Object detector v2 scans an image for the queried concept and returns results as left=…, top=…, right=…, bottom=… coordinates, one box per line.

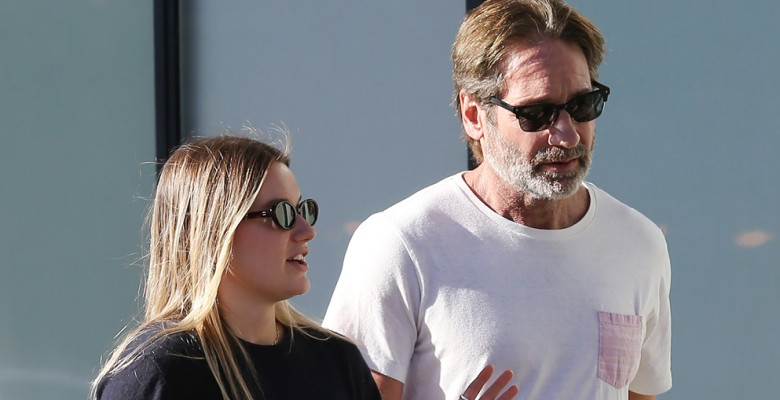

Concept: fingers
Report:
left=461, top=364, right=494, bottom=400
left=461, top=365, right=519, bottom=400
left=480, top=369, right=518, bottom=400
left=496, top=381, right=519, bottom=400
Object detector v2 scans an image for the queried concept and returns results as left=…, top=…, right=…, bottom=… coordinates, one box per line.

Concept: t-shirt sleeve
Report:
left=323, top=213, right=421, bottom=384
left=629, top=237, right=673, bottom=394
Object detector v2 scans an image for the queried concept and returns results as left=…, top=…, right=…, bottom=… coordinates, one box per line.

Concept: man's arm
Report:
left=371, top=371, right=403, bottom=400
left=628, top=392, right=656, bottom=400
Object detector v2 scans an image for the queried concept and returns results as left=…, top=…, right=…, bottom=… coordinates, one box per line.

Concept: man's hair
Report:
left=452, top=0, right=606, bottom=163
left=92, top=135, right=330, bottom=400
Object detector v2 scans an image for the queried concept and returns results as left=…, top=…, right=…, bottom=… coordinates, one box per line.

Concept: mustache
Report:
left=532, top=144, right=589, bottom=164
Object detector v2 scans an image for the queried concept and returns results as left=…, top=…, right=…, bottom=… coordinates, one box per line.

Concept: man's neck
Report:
left=463, top=165, right=590, bottom=230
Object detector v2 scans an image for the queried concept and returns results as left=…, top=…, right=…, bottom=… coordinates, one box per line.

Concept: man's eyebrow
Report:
left=531, top=85, right=595, bottom=105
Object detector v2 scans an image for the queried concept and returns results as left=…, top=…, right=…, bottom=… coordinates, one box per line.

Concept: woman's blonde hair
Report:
left=92, top=135, right=329, bottom=399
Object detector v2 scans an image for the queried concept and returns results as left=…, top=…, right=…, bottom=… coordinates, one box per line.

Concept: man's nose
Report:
left=547, top=109, right=580, bottom=148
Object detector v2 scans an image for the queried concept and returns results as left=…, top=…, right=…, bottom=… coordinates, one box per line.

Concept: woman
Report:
left=92, top=136, right=381, bottom=399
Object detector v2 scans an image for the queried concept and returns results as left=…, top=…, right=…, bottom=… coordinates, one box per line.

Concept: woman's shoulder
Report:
left=290, top=327, right=381, bottom=399
left=96, top=328, right=214, bottom=399
left=294, top=326, right=342, bottom=343
left=293, top=326, right=364, bottom=358
left=128, top=327, right=204, bottom=361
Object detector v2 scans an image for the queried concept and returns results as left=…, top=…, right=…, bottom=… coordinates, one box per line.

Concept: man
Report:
left=324, top=1, right=672, bottom=399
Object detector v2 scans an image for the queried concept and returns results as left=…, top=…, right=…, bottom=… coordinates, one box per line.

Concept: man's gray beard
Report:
left=482, top=124, right=593, bottom=200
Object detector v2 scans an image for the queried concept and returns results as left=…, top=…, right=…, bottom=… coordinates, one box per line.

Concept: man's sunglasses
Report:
left=488, top=81, right=610, bottom=132
left=245, top=199, right=318, bottom=230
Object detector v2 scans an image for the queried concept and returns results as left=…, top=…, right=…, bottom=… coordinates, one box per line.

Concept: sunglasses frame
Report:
left=244, top=198, right=318, bottom=230
left=488, top=80, right=610, bottom=132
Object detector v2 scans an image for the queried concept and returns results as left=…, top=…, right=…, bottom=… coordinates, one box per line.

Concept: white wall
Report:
left=0, top=2, right=155, bottom=399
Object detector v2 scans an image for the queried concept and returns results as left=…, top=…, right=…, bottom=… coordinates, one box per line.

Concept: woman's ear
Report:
left=459, top=90, right=485, bottom=141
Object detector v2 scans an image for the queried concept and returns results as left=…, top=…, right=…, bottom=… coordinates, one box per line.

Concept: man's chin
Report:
left=525, top=175, right=585, bottom=200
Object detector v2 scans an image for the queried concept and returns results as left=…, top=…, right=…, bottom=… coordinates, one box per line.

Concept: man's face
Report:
left=481, top=38, right=596, bottom=200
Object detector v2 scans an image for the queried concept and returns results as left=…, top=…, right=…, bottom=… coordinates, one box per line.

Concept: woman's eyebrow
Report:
left=253, top=193, right=302, bottom=210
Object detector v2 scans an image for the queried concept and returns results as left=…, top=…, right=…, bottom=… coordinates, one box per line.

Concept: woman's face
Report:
left=220, top=161, right=316, bottom=307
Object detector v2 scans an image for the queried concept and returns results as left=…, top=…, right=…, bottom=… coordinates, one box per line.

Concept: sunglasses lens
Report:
left=273, top=201, right=297, bottom=230
left=299, top=199, right=318, bottom=226
left=568, top=91, right=605, bottom=122
left=516, top=104, right=555, bottom=132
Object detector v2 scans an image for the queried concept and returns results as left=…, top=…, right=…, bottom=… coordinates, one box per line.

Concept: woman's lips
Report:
left=287, top=254, right=309, bottom=271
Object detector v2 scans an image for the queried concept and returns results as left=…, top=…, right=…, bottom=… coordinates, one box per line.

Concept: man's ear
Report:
left=459, top=90, right=485, bottom=141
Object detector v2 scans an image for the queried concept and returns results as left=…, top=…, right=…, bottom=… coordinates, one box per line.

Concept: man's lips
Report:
left=538, top=157, right=579, bottom=171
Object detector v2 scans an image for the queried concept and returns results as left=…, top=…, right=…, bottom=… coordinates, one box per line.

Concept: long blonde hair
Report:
left=92, top=135, right=329, bottom=399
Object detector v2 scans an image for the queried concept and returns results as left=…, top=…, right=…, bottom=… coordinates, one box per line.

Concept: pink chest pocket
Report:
left=598, top=311, right=643, bottom=388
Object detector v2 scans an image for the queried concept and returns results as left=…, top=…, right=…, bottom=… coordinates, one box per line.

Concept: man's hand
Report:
left=459, top=365, right=519, bottom=400
left=371, top=365, right=518, bottom=400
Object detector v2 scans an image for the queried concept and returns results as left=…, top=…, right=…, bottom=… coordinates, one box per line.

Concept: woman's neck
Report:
left=217, top=294, right=281, bottom=345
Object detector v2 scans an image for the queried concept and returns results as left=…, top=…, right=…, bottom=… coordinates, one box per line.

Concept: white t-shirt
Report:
left=323, top=173, right=672, bottom=399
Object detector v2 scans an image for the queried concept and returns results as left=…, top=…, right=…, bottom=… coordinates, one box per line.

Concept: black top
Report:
left=97, top=326, right=380, bottom=400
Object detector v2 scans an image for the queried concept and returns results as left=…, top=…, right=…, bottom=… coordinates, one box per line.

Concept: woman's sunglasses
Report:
left=488, top=81, right=610, bottom=132
left=244, top=199, right=318, bottom=230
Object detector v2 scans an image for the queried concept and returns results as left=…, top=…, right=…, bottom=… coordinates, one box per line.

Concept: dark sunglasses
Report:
left=244, top=198, right=318, bottom=230
left=488, top=81, right=610, bottom=132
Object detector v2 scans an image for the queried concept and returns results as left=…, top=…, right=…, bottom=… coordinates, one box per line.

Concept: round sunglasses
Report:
left=488, top=81, right=610, bottom=132
left=244, top=198, right=318, bottom=230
